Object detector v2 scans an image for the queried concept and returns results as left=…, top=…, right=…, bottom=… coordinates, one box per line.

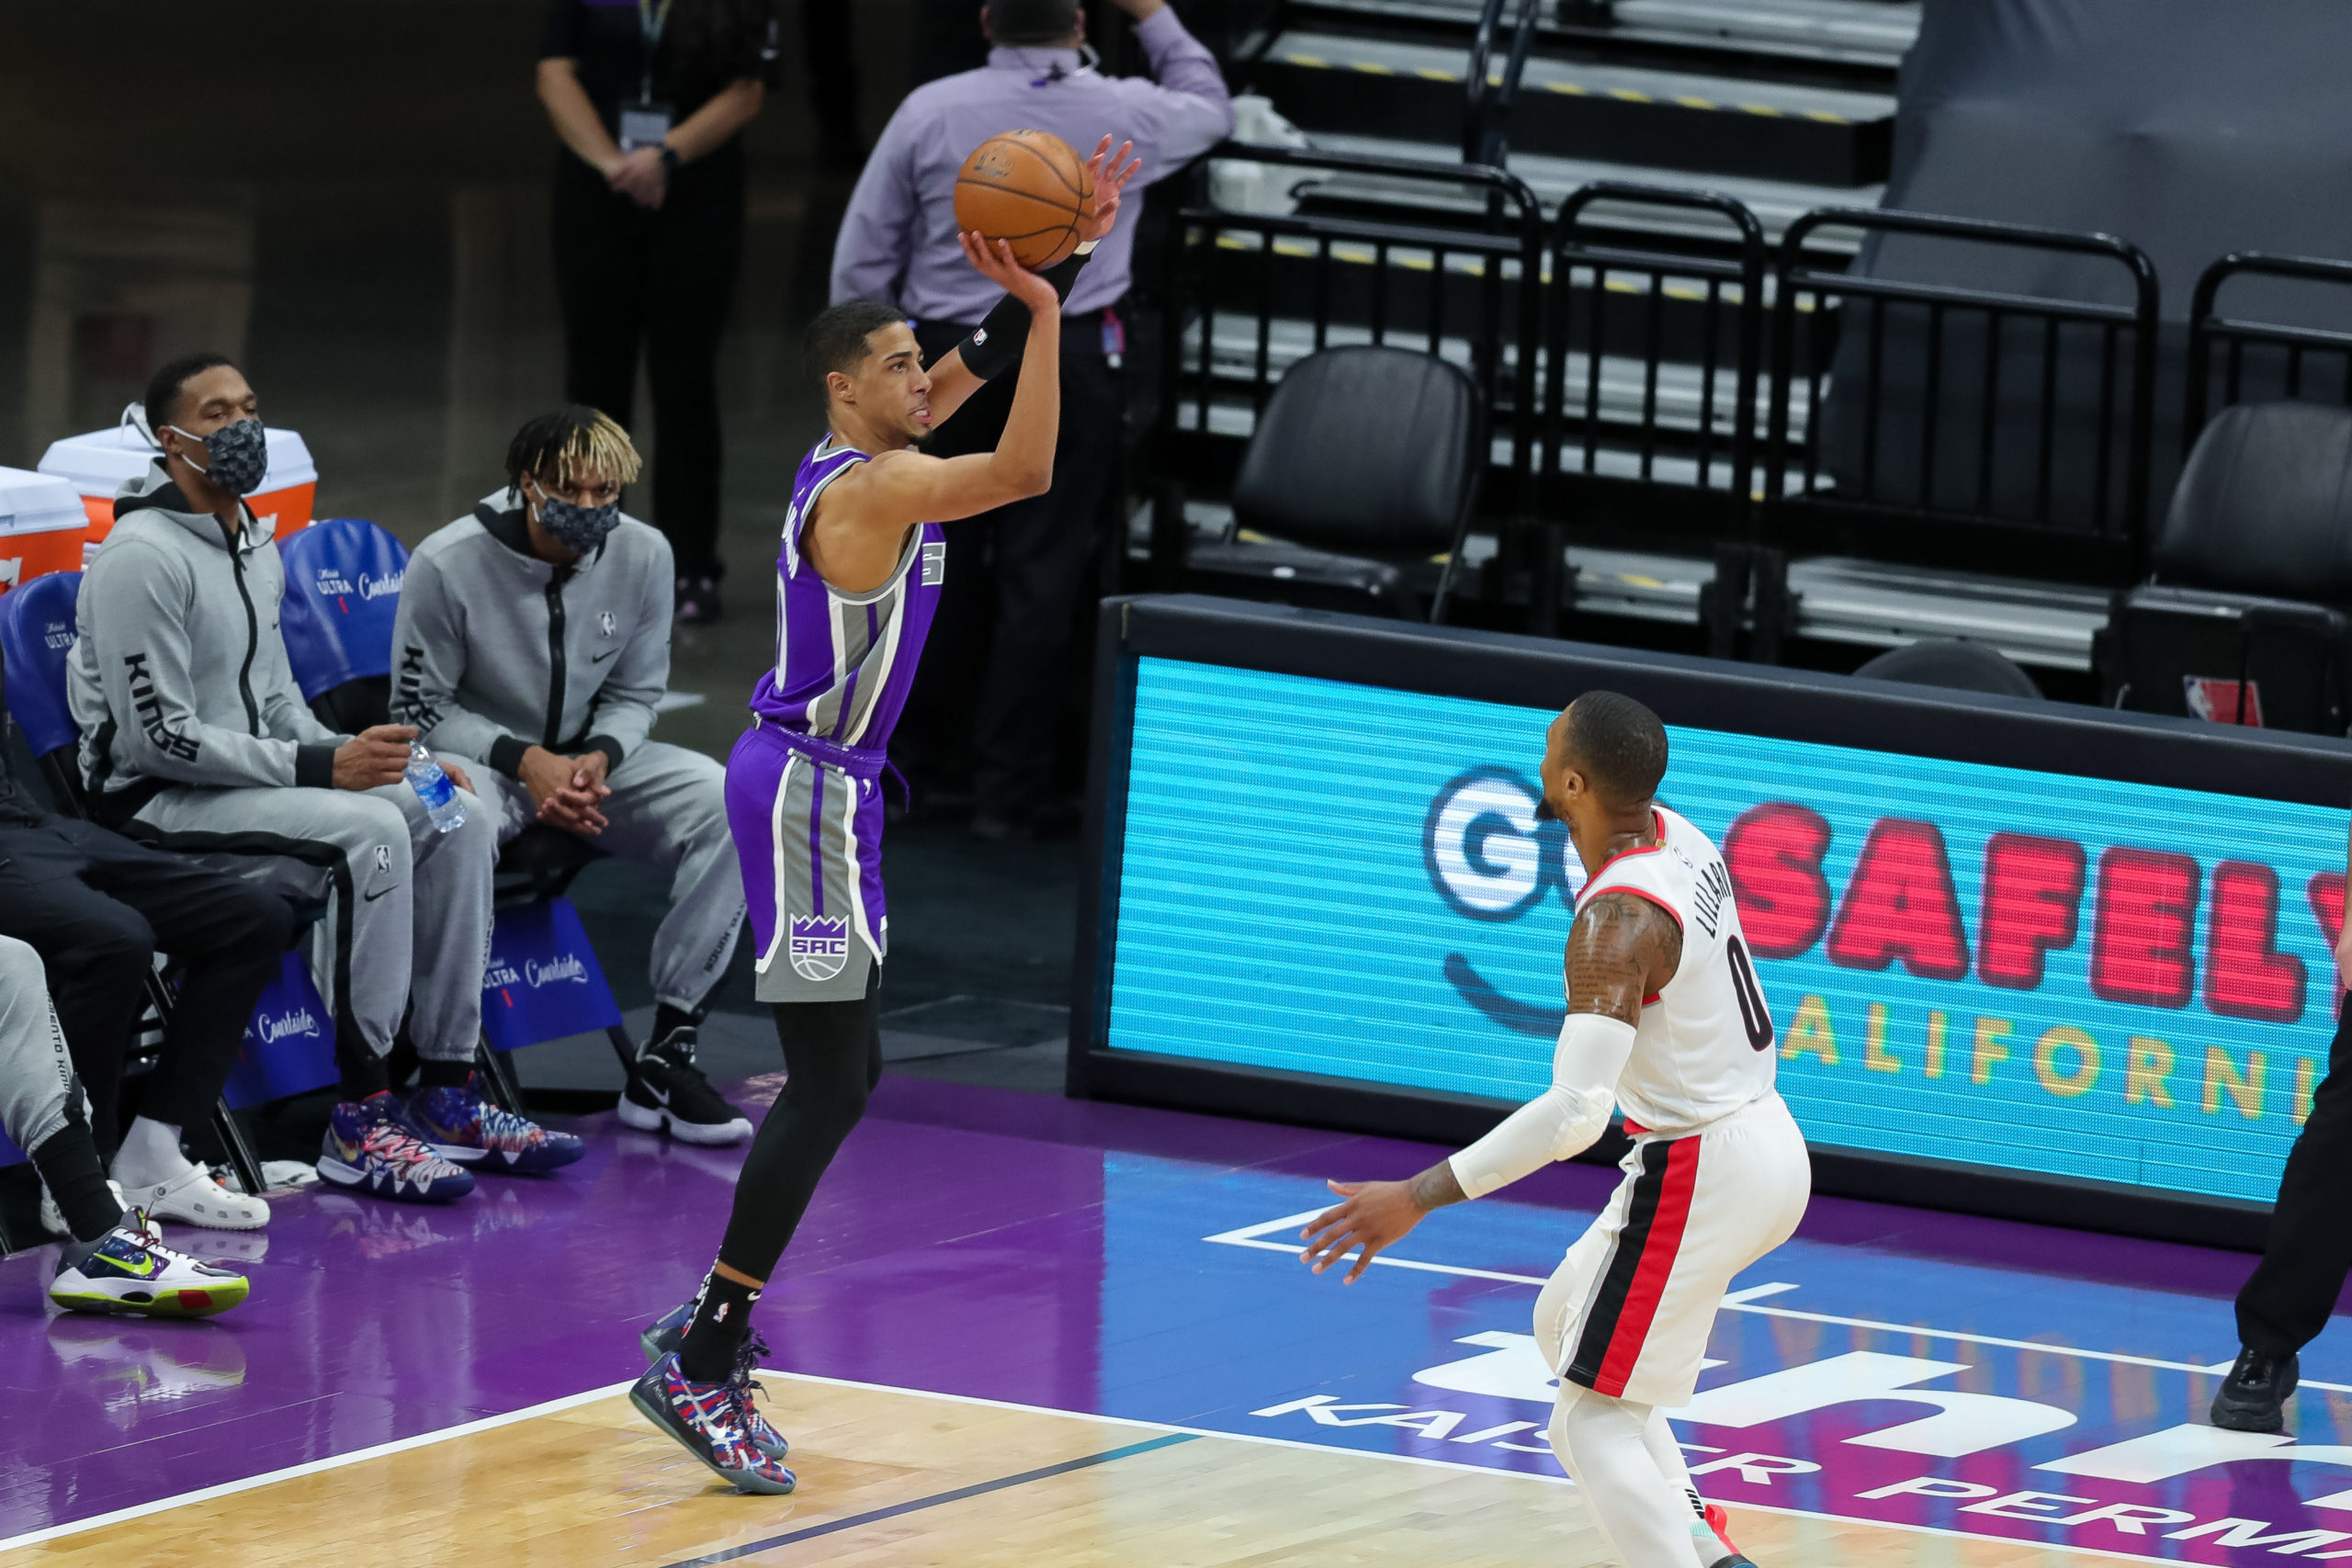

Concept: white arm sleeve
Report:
left=1448, top=1012, right=1637, bottom=1199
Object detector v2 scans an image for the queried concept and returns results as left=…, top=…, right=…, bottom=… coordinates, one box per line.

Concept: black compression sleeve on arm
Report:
left=956, top=243, right=1094, bottom=380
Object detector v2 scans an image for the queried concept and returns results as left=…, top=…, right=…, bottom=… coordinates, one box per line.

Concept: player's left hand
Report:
left=1299, top=1178, right=1425, bottom=1285
left=1078, top=136, right=1142, bottom=244
left=440, top=759, right=473, bottom=795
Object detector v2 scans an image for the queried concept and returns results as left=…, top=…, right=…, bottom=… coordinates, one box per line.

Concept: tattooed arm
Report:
left=1298, top=892, right=1681, bottom=1283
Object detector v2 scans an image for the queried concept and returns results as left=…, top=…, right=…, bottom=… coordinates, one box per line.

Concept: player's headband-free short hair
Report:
left=805, top=300, right=913, bottom=396
left=504, top=405, right=642, bottom=493
left=987, top=0, right=1080, bottom=43
left=1560, top=691, right=1669, bottom=807
left=143, top=351, right=238, bottom=436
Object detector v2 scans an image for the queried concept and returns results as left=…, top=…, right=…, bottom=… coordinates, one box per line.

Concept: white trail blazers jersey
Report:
left=1579, top=805, right=1779, bottom=1136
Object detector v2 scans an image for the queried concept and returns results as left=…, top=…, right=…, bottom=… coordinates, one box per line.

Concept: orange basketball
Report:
left=953, top=129, right=1096, bottom=271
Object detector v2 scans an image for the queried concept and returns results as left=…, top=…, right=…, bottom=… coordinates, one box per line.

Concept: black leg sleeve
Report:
left=715, top=974, right=884, bottom=1284
left=2238, top=1004, right=2352, bottom=1355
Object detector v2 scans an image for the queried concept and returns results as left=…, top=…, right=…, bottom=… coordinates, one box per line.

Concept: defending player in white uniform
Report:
left=1301, top=691, right=1811, bottom=1568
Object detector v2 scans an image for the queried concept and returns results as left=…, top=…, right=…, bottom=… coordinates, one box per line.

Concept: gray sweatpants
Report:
left=0, top=934, right=81, bottom=1156
left=126, top=775, right=496, bottom=1061
left=457, top=740, right=743, bottom=1012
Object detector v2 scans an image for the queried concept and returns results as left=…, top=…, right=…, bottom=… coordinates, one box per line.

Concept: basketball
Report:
left=953, top=129, right=1096, bottom=270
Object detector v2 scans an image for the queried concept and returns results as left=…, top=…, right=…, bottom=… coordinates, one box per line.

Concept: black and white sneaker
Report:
left=617, top=1027, right=752, bottom=1145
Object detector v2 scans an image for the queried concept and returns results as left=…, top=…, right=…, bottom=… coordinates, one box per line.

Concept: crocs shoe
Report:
left=317, top=1093, right=475, bottom=1203
left=629, top=1352, right=795, bottom=1494
left=50, top=1212, right=250, bottom=1319
left=408, top=1077, right=584, bottom=1174
left=118, top=1164, right=269, bottom=1231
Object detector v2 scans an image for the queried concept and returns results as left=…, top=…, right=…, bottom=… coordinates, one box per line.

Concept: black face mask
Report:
left=170, top=418, right=269, bottom=496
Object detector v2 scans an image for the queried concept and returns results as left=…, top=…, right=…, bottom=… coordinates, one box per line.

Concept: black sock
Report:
left=31, top=1121, right=124, bottom=1243
left=337, top=1025, right=390, bottom=1102
left=650, top=1003, right=698, bottom=1047
left=418, top=1058, right=474, bottom=1089
left=676, top=1269, right=761, bottom=1382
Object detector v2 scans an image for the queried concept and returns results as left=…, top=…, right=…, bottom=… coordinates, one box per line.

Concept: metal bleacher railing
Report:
left=1149, top=141, right=1546, bottom=602
left=1543, top=182, right=1766, bottom=645
left=1148, top=145, right=2195, bottom=658
left=2185, top=252, right=2352, bottom=451
left=1764, top=208, right=2161, bottom=588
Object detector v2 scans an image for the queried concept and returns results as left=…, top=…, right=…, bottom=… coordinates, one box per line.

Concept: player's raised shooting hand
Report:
left=1300, top=1178, right=1427, bottom=1285
left=1077, top=136, right=1142, bottom=243
left=959, top=231, right=1059, bottom=312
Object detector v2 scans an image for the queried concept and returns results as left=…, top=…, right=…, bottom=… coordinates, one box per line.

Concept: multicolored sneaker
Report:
left=637, top=1304, right=788, bottom=1460
left=617, top=1028, right=752, bottom=1146
left=49, top=1213, right=250, bottom=1319
left=629, top=1352, right=796, bottom=1494
left=316, top=1093, right=476, bottom=1203
left=407, top=1077, right=584, bottom=1174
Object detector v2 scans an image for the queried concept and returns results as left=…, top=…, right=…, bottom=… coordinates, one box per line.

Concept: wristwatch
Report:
left=659, top=145, right=682, bottom=176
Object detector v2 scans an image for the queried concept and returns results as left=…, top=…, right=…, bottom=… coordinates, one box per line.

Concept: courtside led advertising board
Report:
left=1081, top=599, right=2352, bottom=1226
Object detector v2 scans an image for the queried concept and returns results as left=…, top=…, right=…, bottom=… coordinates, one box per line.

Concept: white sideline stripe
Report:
left=0, top=1365, right=2187, bottom=1568
left=1204, top=1207, right=2352, bottom=1392
left=0, top=1379, right=634, bottom=1553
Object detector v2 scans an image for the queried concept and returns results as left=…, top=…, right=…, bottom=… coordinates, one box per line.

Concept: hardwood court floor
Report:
left=0, top=1376, right=2108, bottom=1568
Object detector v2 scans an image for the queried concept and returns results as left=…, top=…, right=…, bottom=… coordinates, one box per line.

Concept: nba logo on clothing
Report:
left=789, top=915, right=851, bottom=981
left=599, top=610, right=616, bottom=637
left=922, top=541, right=945, bottom=586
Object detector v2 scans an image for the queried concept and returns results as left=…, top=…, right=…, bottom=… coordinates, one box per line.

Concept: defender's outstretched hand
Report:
left=959, top=231, right=1060, bottom=310
left=1079, top=136, right=1144, bottom=243
left=1299, top=1178, right=1428, bottom=1285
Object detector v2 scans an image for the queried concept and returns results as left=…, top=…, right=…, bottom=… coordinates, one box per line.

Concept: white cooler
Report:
left=0, top=466, right=93, bottom=594
left=39, top=404, right=319, bottom=564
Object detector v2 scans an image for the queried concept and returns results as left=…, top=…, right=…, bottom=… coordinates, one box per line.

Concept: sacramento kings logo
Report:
left=789, top=915, right=851, bottom=982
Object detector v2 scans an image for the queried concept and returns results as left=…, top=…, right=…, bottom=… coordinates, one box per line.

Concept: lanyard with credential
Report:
left=638, top=0, right=674, bottom=105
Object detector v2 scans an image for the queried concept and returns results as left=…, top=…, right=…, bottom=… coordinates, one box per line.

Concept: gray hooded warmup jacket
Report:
left=68, top=464, right=347, bottom=819
left=388, top=491, right=672, bottom=780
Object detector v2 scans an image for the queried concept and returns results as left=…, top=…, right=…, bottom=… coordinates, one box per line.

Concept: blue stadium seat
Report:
left=269, top=520, right=621, bottom=1100
left=278, top=518, right=412, bottom=734
left=0, top=571, right=85, bottom=804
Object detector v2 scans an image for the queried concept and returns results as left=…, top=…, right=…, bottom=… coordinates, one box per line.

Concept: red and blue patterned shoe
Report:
left=629, top=1351, right=797, bottom=1494
left=408, top=1077, right=584, bottom=1174
left=636, top=1307, right=789, bottom=1460
left=316, top=1093, right=475, bottom=1203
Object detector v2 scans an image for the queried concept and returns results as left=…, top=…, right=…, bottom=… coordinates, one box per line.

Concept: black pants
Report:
left=0, top=817, right=293, bottom=1153
left=896, top=317, right=1125, bottom=822
left=550, top=141, right=745, bottom=578
left=2240, top=1003, right=2352, bottom=1354
left=715, top=976, right=883, bottom=1283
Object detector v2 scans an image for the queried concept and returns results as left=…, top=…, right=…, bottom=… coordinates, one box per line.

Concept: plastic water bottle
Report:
left=404, top=741, right=467, bottom=834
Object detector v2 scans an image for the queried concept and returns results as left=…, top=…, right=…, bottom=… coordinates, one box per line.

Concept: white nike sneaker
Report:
left=40, top=1179, right=138, bottom=1240
left=117, top=1164, right=270, bottom=1231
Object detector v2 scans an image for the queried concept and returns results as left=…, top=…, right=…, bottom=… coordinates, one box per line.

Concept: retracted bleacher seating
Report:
left=1184, top=345, right=1487, bottom=623
left=2103, top=401, right=2352, bottom=734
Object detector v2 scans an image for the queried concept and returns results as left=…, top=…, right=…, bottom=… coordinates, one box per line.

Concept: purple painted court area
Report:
left=5, top=1074, right=2351, bottom=1563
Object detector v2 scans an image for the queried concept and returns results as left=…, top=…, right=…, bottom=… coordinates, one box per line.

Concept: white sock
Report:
left=111, top=1117, right=196, bottom=1189
left=1550, top=1386, right=1709, bottom=1568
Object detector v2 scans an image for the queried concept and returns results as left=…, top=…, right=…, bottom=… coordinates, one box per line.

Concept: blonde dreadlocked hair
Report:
left=504, top=405, right=643, bottom=495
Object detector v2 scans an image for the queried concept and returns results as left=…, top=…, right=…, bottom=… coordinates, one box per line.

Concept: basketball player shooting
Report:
left=1299, top=693, right=1813, bottom=1568
left=627, top=136, right=1142, bottom=1495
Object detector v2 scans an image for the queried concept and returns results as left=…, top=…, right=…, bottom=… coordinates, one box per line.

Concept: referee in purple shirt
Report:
left=830, top=0, right=1232, bottom=840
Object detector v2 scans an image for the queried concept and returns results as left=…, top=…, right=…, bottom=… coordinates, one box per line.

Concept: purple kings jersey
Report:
left=746, top=439, right=944, bottom=751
